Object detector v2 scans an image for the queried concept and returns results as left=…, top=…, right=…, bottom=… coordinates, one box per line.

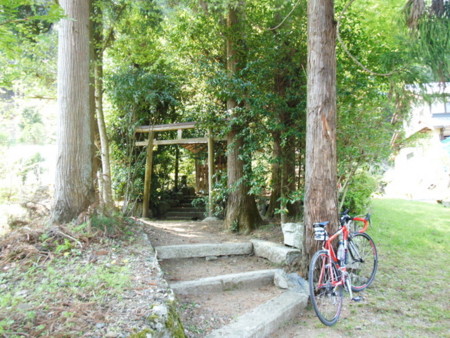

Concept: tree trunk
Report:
left=432, top=0, right=444, bottom=16
left=302, top=0, right=339, bottom=273
left=95, top=60, right=114, bottom=213
left=52, top=0, right=94, bottom=223
left=224, top=5, right=262, bottom=233
left=266, top=131, right=282, bottom=219
left=92, top=3, right=114, bottom=213
left=280, top=111, right=300, bottom=218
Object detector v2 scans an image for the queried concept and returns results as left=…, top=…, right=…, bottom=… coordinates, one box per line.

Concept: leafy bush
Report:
left=343, top=170, right=379, bottom=214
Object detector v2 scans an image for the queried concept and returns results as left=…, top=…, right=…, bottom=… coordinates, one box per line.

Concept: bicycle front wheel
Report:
left=309, top=250, right=343, bottom=326
left=347, top=232, right=378, bottom=292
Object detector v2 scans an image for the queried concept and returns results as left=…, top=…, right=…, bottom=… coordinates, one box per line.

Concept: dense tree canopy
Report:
left=2, top=0, right=447, bottom=228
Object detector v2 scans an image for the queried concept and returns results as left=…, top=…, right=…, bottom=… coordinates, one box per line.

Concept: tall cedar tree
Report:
left=224, top=5, right=263, bottom=233
left=303, top=0, right=339, bottom=272
left=52, top=0, right=95, bottom=223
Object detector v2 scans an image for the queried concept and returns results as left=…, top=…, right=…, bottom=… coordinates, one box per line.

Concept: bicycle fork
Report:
left=341, top=266, right=362, bottom=302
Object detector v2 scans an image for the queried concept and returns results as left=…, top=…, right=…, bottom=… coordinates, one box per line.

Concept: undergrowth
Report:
left=0, top=213, right=138, bottom=265
left=0, top=213, right=141, bottom=336
left=0, top=258, right=130, bottom=336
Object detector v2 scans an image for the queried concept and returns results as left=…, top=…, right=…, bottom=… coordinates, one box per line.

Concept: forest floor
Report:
left=1, top=200, right=448, bottom=337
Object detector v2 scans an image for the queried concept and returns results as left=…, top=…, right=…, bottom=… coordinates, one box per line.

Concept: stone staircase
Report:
left=154, top=240, right=309, bottom=337
left=163, top=195, right=206, bottom=220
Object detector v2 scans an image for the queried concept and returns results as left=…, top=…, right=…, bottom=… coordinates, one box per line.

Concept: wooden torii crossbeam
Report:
left=135, top=121, right=220, bottom=218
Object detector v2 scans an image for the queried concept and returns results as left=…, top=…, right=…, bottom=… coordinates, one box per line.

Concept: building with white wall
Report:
left=384, top=83, right=450, bottom=201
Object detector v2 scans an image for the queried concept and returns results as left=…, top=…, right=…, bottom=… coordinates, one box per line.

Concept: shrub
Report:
left=343, top=170, right=379, bottom=214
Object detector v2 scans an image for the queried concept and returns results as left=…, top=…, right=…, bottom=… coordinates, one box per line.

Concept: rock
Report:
left=152, top=304, right=168, bottom=318
left=281, top=222, right=303, bottom=250
left=441, top=201, right=450, bottom=208
left=202, top=216, right=220, bottom=222
left=250, top=239, right=301, bottom=266
left=274, top=270, right=309, bottom=295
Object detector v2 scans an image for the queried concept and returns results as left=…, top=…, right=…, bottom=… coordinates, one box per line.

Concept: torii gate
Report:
left=135, top=122, right=220, bottom=218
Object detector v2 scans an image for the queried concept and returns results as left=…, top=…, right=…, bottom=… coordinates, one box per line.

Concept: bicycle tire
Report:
left=309, top=250, right=343, bottom=326
left=347, top=232, right=378, bottom=292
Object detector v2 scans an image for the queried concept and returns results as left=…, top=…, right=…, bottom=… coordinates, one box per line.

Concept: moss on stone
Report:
left=165, top=301, right=185, bottom=338
left=129, top=328, right=155, bottom=338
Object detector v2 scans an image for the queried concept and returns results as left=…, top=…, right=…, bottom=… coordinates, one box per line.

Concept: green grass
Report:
left=332, top=199, right=450, bottom=336
left=0, top=257, right=131, bottom=336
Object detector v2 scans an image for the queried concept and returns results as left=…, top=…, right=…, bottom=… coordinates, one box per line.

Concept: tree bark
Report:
left=302, top=0, right=339, bottom=272
left=266, top=131, right=282, bottom=219
left=52, top=0, right=94, bottom=223
left=224, top=5, right=262, bottom=233
left=93, top=4, right=114, bottom=213
left=280, top=110, right=300, bottom=218
left=432, top=0, right=444, bottom=16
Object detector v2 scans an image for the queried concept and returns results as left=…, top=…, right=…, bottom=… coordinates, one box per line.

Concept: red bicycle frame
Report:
left=320, top=217, right=369, bottom=289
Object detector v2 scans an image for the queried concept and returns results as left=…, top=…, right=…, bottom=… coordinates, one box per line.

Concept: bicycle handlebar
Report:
left=352, top=213, right=371, bottom=233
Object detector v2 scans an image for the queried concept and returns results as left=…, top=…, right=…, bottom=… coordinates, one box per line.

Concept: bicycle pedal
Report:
left=352, top=296, right=363, bottom=302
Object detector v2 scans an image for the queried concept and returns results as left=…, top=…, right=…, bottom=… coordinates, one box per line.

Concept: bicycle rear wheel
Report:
left=347, top=232, right=378, bottom=292
left=309, top=250, right=343, bottom=326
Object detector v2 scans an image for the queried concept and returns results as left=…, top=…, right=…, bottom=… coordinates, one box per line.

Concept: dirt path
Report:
left=142, top=219, right=287, bottom=337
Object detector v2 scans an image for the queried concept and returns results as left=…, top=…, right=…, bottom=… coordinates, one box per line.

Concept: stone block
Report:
left=170, top=269, right=278, bottom=295
left=155, top=242, right=253, bottom=259
left=206, top=290, right=308, bottom=338
left=251, top=239, right=301, bottom=266
left=281, top=222, right=304, bottom=249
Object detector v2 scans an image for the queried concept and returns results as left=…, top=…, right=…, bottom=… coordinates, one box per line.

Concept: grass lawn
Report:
left=332, top=198, right=450, bottom=336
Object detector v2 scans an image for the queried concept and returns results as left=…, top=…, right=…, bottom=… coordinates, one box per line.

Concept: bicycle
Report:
left=308, top=211, right=378, bottom=326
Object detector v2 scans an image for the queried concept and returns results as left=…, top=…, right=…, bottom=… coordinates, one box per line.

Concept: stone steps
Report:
left=206, top=291, right=308, bottom=338
left=162, top=195, right=206, bottom=220
left=170, top=269, right=278, bottom=295
left=155, top=240, right=308, bottom=337
left=156, top=242, right=253, bottom=259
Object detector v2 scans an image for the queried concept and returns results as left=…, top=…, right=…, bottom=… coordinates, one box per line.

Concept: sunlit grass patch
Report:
left=338, top=199, right=450, bottom=336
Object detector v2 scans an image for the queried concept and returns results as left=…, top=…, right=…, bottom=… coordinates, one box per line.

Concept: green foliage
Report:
left=0, top=0, right=62, bottom=90
left=54, top=238, right=73, bottom=254
left=100, top=0, right=420, bottom=222
left=275, top=190, right=304, bottom=217
left=413, top=6, right=450, bottom=82
left=88, top=214, right=135, bottom=237
left=343, top=170, right=379, bottom=214
left=0, top=0, right=435, bottom=224
left=193, top=171, right=228, bottom=218
left=106, top=65, right=182, bottom=211
left=230, top=219, right=239, bottom=233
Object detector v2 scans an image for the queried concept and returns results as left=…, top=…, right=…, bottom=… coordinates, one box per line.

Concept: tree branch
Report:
left=101, top=4, right=128, bottom=53
left=0, top=17, right=30, bottom=26
left=268, top=0, right=302, bottom=31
